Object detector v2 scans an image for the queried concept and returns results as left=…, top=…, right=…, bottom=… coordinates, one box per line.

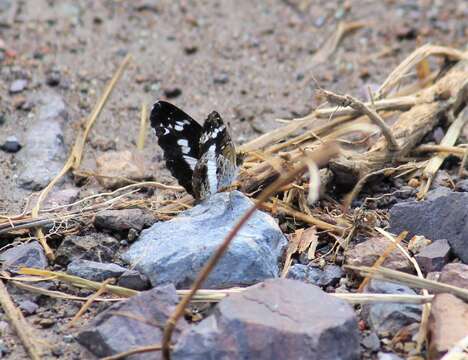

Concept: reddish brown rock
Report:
left=95, top=150, right=151, bottom=189
left=429, top=293, right=468, bottom=358
left=173, top=279, right=360, bottom=360
left=345, top=236, right=412, bottom=273
left=439, top=263, right=468, bottom=289
left=415, top=239, right=451, bottom=274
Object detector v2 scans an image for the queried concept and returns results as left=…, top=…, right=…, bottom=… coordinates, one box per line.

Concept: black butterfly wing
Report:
left=150, top=101, right=203, bottom=195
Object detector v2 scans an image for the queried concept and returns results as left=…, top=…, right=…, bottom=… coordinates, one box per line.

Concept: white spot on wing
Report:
left=183, top=155, right=198, bottom=170
left=206, top=145, right=218, bottom=195
left=174, top=124, right=184, bottom=131
left=177, top=139, right=189, bottom=147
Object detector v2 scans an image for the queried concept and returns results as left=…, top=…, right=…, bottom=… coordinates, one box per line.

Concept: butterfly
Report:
left=150, top=101, right=242, bottom=200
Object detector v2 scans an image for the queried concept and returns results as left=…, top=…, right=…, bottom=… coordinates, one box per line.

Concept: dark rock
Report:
left=361, top=332, right=380, bottom=352
left=76, top=284, right=188, bottom=359
left=429, top=293, right=468, bottom=359
left=415, top=239, right=450, bottom=273
left=0, top=242, right=47, bottom=270
left=345, top=236, right=412, bottom=273
left=173, top=279, right=360, bottom=360
left=67, top=260, right=127, bottom=282
left=122, top=191, right=287, bottom=289
left=117, top=270, right=151, bottom=291
left=9, top=79, right=28, bottom=93
left=362, top=280, right=421, bottom=335
left=94, top=209, right=155, bottom=233
left=455, top=179, right=468, bottom=192
left=439, top=263, right=468, bottom=289
left=390, top=189, right=468, bottom=263
left=0, top=136, right=21, bottom=153
left=18, top=300, right=38, bottom=315
left=287, top=264, right=343, bottom=287
left=45, top=69, right=61, bottom=86
left=55, top=234, right=119, bottom=266
left=163, top=87, right=182, bottom=98
left=213, top=73, right=229, bottom=84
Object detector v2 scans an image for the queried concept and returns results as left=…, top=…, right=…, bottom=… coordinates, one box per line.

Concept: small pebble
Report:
left=63, top=335, right=74, bottom=343
left=163, top=87, right=182, bottom=98
left=18, top=300, right=38, bottom=316
left=1, top=136, right=22, bottom=153
left=213, top=73, right=229, bottom=85
left=120, top=240, right=129, bottom=247
left=9, top=79, right=28, bottom=94
left=46, top=69, right=61, bottom=87
left=127, top=228, right=139, bottom=242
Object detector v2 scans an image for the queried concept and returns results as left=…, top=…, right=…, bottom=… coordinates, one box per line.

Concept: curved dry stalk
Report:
left=161, top=142, right=339, bottom=360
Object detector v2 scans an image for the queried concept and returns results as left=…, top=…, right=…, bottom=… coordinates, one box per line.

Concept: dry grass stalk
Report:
left=418, top=94, right=468, bottom=199
left=0, top=280, right=44, bottom=359
left=29, top=54, right=132, bottom=260
left=101, top=344, right=163, bottom=360
left=137, top=101, right=148, bottom=150
left=346, top=265, right=468, bottom=301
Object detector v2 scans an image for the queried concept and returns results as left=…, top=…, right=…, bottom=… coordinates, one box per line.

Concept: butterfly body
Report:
left=150, top=101, right=239, bottom=200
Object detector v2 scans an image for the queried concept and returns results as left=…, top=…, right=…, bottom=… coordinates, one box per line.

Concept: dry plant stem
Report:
left=418, top=106, right=468, bottom=199
left=415, top=144, right=468, bottom=157
left=320, top=89, right=400, bottom=150
left=346, top=265, right=468, bottom=301
left=376, top=44, right=467, bottom=99
left=68, top=279, right=112, bottom=328
left=101, top=345, right=163, bottom=360
left=0, top=280, right=43, bottom=360
left=137, top=101, right=148, bottom=150
left=30, top=54, right=132, bottom=260
left=357, top=231, right=407, bottom=292
left=161, top=143, right=339, bottom=360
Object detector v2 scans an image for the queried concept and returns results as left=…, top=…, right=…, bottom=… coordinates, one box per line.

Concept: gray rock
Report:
left=35, top=91, right=68, bottom=122
left=76, top=284, right=188, bottom=359
left=0, top=242, right=47, bottom=270
left=361, top=332, right=380, bottom=351
left=9, top=79, right=28, bottom=93
left=1, top=136, right=21, bottom=153
left=94, top=209, right=155, bottom=233
left=67, top=260, right=127, bottom=282
left=455, top=179, right=468, bottom=192
left=287, top=264, right=343, bottom=287
left=18, top=300, right=38, bottom=316
left=55, top=234, right=119, bottom=266
left=122, top=191, right=287, bottom=289
left=377, top=353, right=404, bottom=360
left=390, top=189, right=468, bottom=263
left=439, top=263, right=468, bottom=289
left=117, top=270, right=151, bottom=291
left=173, top=279, right=360, bottom=360
left=17, top=120, right=65, bottom=190
left=362, top=280, right=421, bottom=335
left=415, top=239, right=451, bottom=273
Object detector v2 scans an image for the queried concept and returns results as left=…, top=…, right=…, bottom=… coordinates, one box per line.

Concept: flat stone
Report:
left=9, top=79, right=28, bottom=93
left=18, top=300, right=38, bottom=316
left=0, top=242, right=47, bottom=270
left=77, top=284, right=188, bottom=359
left=17, top=119, right=65, bottom=190
left=361, top=332, right=380, bottom=352
left=67, top=260, right=127, bottom=282
left=173, top=279, right=360, bottom=360
left=95, top=150, right=151, bottom=189
left=94, top=209, right=155, bottom=233
left=122, top=191, right=287, bottom=289
left=454, top=179, right=468, bottom=192
left=415, top=239, right=451, bottom=273
left=362, top=280, right=421, bottom=335
left=117, top=270, right=151, bottom=291
left=345, top=236, right=412, bottom=273
left=287, top=264, right=343, bottom=287
left=390, top=189, right=468, bottom=263
left=439, top=263, right=468, bottom=289
left=55, top=234, right=119, bottom=266
left=0, top=136, right=21, bottom=153
left=429, top=293, right=468, bottom=358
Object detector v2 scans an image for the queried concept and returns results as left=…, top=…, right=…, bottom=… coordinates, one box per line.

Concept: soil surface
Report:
left=0, top=0, right=466, bottom=359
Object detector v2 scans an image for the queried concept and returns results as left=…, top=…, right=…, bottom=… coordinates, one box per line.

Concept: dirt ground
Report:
left=0, top=0, right=467, bottom=359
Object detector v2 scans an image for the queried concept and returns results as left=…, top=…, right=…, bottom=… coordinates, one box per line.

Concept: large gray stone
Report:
left=76, top=284, right=188, bottom=359
left=0, top=242, right=47, bottom=270
left=67, top=260, right=127, bottom=282
left=362, top=280, right=421, bottom=335
left=122, top=191, right=287, bottom=289
left=390, top=189, right=468, bottom=263
left=173, top=279, right=360, bottom=360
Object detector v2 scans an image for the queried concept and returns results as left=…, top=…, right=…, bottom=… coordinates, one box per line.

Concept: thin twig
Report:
left=137, top=101, right=148, bottom=150
left=101, top=345, right=163, bottom=360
